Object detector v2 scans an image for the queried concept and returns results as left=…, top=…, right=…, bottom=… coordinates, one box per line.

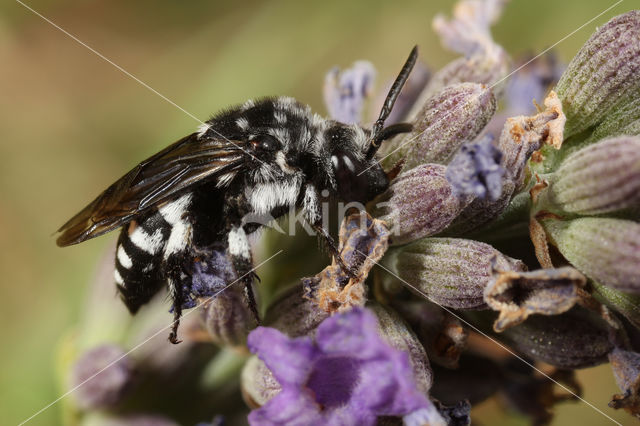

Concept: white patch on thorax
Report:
left=130, top=227, right=164, bottom=255
left=117, top=245, right=133, bottom=269
left=268, top=127, right=291, bottom=147
left=236, top=117, right=249, bottom=131
left=275, top=151, right=296, bottom=175
left=158, top=194, right=192, bottom=225
left=247, top=179, right=301, bottom=215
left=228, top=227, right=251, bottom=259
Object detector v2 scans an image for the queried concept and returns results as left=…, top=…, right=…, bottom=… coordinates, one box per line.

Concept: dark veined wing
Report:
left=56, top=133, right=249, bottom=246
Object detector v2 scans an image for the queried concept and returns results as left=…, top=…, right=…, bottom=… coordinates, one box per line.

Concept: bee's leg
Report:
left=227, top=226, right=260, bottom=324
left=302, top=184, right=357, bottom=278
left=165, top=254, right=188, bottom=345
left=168, top=289, right=183, bottom=344
left=311, top=222, right=358, bottom=279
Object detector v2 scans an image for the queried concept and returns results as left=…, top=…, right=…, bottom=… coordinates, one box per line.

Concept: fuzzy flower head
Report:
left=177, top=245, right=236, bottom=310
left=246, top=307, right=434, bottom=426
left=445, top=135, right=504, bottom=201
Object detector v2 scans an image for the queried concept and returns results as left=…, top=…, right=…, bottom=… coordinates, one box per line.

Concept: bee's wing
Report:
left=56, top=133, right=248, bottom=246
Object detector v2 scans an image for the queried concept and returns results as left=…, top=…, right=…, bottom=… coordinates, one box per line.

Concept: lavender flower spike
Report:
left=323, top=60, right=376, bottom=124
left=432, top=0, right=508, bottom=57
left=446, top=135, right=505, bottom=201
left=247, top=307, right=441, bottom=426
left=70, top=344, right=135, bottom=410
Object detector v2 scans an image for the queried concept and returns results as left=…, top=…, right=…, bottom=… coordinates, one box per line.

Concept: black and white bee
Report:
left=57, top=47, right=418, bottom=343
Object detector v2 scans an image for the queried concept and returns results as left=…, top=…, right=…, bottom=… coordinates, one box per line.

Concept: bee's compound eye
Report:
left=250, top=134, right=279, bottom=152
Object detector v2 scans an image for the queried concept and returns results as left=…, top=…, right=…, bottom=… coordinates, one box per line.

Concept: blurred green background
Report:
left=1, top=0, right=635, bottom=424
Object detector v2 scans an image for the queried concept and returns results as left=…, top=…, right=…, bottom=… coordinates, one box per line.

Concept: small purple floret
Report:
left=446, top=135, right=505, bottom=201
left=177, top=247, right=236, bottom=309
left=323, top=61, right=376, bottom=124
left=247, top=308, right=431, bottom=425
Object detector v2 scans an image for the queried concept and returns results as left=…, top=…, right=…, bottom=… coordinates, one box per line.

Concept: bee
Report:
left=57, top=47, right=418, bottom=343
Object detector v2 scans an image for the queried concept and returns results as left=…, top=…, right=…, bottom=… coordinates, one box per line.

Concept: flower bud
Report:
left=484, top=267, right=586, bottom=332
left=608, top=348, right=640, bottom=417
left=385, top=238, right=526, bottom=309
left=369, top=302, right=433, bottom=394
left=590, top=95, right=640, bottom=142
left=543, top=217, right=640, bottom=294
left=381, top=83, right=496, bottom=169
left=376, top=164, right=471, bottom=246
left=240, top=355, right=281, bottom=409
left=500, top=307, right=613, bottom=369
left=592, top=281, right=640, bottom=330
left=417, top=52, right=510, bottom=103
left=555, top=11, right=640, bottom=137
left=544, top=136, right=640, bottom=215
left=200, top=282, right=257, bottom=348
left=70, top=344, right=135, bottom=410
left=441, top=178, right=515, bottom=236
left=264, top=284, right=329, bottom=337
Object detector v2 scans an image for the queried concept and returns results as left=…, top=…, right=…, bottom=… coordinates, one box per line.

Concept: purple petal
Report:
left=352, top=356, right=430, bottom=415
left=324, top=61, right=376, bottom=124
left=306, top=357, right=362, bottom=408
left=446, top=135, right=504, bottom=201
left=248, top=388, right=322, bottom=426
left=248, top=327, right=318, bottom=386
left=315, top=308, right=383, bottom=359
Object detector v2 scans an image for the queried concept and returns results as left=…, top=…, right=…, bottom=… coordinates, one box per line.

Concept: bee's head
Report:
left=325, top=121, right=412, bottom=203
left=326, top=46, right=418, bottom=204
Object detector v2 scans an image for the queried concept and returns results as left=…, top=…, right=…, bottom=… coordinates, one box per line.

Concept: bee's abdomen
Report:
left=114, top=215, right=170, bottom=313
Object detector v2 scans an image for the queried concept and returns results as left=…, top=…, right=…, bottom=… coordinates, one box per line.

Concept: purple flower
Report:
left=247, top=308, right=432, bottom=425
left=70, top=344, right=135, bottom=410
left=445, top=135, right=504, bottom=201
left=177, top=245, right=236, bottom=309
left=323, top=61, right=376, bottom=124
left=505, top=54, right=564, bottom=116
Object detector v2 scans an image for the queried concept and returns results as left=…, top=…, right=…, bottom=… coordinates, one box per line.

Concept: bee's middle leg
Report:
left=227, top=226, right=260, bottom=324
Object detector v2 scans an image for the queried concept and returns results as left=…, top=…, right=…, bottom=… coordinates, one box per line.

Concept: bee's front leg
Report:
left=302, top=184, right=357, bottom=279
left=311, top=222, right=358, bottom=279
left=227, top=226, right=260, bottom=324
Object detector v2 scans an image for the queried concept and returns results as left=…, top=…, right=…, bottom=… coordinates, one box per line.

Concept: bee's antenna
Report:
left=366, top=45, right=418, bottom=160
